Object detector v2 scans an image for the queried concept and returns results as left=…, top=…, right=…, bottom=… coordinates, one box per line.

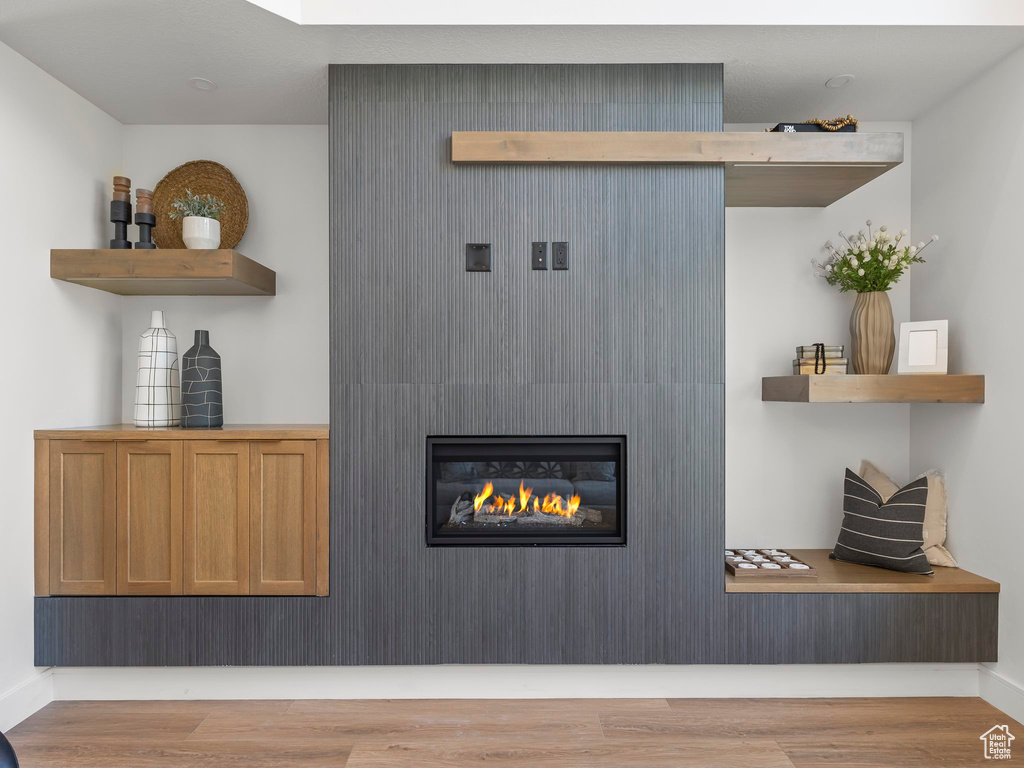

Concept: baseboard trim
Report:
left=979, top=665, right=1024, bottom=723
left=0, top=670, right=53, bottom=732
left=52, top=664, right=980, bottom=701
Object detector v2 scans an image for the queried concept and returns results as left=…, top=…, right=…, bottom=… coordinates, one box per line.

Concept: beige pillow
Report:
left=859, top=460, right=958, bottom=568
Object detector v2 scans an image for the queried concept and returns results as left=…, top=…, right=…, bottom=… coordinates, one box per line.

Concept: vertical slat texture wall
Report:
left=34, top=65, right=995, bottom=665
left=330, top=64, right=726, bottom=664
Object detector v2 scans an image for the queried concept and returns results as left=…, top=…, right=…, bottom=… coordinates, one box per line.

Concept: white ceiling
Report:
left=2, top=0, right=1023, bottom=125
left=258, top=0, right=1024, bottom=26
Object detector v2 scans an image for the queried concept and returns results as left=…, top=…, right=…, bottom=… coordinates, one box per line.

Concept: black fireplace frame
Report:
left=425, top=435, right=627, bottom=547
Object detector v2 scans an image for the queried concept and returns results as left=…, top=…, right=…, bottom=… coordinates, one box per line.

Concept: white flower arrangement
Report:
left=813, top=220, right=936, bottom=293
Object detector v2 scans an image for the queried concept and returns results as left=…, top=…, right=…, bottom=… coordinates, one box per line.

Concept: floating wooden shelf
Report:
left=761, top=374, right=985, bottom=403
left=50, top=249, right=276, bottom=296
left=450, top=131, right=904, bottom=207
left=726, top=549, right=999, bottom=594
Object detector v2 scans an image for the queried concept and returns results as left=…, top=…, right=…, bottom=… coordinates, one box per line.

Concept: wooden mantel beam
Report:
left=451, top=131, right=904, bottom=166
left=451, top=131, right=904, bottom=206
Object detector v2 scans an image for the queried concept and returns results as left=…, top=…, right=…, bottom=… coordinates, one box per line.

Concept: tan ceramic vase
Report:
left=850, top=291, right=896, bottom=374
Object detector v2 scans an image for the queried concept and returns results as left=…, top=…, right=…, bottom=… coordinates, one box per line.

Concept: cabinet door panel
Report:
left=117, top=441, right=183, bottom=595
left=184, top=441, right=249, bottom=594
left=48, top=440, right=116, bottom=595
left=250, top=441, right=316, bottom=595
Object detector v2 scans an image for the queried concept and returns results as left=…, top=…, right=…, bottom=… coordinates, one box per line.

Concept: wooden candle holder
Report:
left=110, top=176, right=132, bottom=249
left=135, top=188, right=156, bottom=249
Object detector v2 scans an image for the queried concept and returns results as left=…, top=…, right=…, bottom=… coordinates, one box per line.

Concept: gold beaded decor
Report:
left=806, top=115, right=859, bottom=131
left=765, top=115, right=859, bottom=133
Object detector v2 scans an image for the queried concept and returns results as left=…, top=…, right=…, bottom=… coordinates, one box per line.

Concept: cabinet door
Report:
left=48, top=440, right=116, bottom=595
left=117, top=441, right=183, bottom=595
left=250, top=441, right=316, bottom=595
left=184, top=441, right=249, bottom=595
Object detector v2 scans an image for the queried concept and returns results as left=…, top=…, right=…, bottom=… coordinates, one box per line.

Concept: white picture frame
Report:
left=897, top=320, right=948, bottom=374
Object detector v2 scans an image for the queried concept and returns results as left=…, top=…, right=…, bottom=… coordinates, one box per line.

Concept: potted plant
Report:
left=814, top=221, right=937, bottom=374
left=168, top=188, right=227, bottom=249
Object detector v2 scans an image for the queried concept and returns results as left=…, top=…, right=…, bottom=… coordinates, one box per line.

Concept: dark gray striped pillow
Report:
left=831, top=468, right=933, bottom=575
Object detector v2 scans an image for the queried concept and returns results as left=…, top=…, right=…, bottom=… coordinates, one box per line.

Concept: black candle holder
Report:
left=110, top=176, right=132, bottom=249
left=134, top=211, right=156, bottom=249
left=110, top=201, right=132, bottom=249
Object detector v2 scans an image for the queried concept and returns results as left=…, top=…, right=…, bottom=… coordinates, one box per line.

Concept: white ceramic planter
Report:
left=182, top=216, right=221, bottom=249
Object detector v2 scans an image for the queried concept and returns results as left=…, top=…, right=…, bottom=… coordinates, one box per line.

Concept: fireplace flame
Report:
left=472, top=480, right=581, bottom=519
left=568, top=493, right=581, bottom=515
left=473, top=482, right=494, bottom=512
left=519, top=481, right=533, bottom=512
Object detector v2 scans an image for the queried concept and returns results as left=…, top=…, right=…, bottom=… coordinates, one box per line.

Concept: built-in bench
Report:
left=726, top=549, right=999, bottom=594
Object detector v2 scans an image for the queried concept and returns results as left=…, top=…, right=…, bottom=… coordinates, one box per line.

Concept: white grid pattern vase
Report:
left=134, top=310, right=180, bottom=427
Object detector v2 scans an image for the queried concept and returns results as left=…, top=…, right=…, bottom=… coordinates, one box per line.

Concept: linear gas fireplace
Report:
left=426, top=436, right=626, bottom=546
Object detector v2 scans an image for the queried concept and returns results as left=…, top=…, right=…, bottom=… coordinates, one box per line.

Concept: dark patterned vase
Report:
left=181, top=330, right=223, bottom=428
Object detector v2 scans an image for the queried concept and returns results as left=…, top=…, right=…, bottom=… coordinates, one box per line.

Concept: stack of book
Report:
left=794, top=345, right=848, bottom=375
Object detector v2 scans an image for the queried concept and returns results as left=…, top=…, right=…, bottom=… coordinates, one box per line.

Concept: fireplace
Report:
left=426, top=436, right=626, bottom=546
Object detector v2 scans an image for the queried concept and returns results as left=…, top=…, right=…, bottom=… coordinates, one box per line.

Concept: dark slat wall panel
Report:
left=329, top=63, right=726, bottom=665
left=728, top=594, right=998, bottom=663
left=35, top=65, right=995, bottom=666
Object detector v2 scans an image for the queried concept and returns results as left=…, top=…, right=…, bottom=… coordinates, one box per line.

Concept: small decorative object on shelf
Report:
left=109, top=175, right=132, bottom=249
left=813, top=220, right=938, bottom=374
left=134, top=188, right=156, bottom=249
left=169, top=189, right=226, bottom=249
left=181, top=330, right=223, bottom=428
left=897, top=320, right=949, bottom=374
left=796, top=344, right=844, bottom=359
left=134, top=310, right=180, bottom=427
left=793, top=359, right=848, bottom=375
left=725, top=549, right=818, bottom=578
left=153, top=160, right=248, bottom=249
left=768, top=115, right=858, bottom=133
left=793, top=343, right=847, bottom=375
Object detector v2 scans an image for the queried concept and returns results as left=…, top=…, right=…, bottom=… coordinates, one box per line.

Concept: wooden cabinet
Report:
left=184, top=441, right=249, bottom=595
left=46, top=440, right=117, bottom=595
left=250, top=441, right=316, bottom=595
left=117, top=441, right=183, bottom=595
left=34, top=426, right=328, bottom=597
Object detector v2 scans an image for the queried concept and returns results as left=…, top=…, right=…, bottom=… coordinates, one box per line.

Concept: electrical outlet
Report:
left=552, top=241, right=569, bottom=270
left=532, top=242, right=548, bottom=270
left=465, top=243, right=491, bottom=272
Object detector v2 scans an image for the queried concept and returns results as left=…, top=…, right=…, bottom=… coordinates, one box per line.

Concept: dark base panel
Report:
left=725, top=593, right=998, bottom=664
left=36, top=592, right=996, bottom=666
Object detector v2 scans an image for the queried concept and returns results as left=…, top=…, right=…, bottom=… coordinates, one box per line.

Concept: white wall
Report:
left=911, top=46, right=1024, bottom=720
left=0, top=40, right=124, bottom=729
left=119, top=126, right=329, bottom=424
left=726, top=122, right=913, bottom=546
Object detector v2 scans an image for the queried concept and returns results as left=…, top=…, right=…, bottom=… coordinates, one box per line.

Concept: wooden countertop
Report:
left=725, top=549, right=999, bottom=594
left=34, top=424, right=329, bottom=440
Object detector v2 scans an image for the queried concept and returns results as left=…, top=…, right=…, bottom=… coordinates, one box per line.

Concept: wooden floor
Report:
left=7, top=697, right=1021, bottom=767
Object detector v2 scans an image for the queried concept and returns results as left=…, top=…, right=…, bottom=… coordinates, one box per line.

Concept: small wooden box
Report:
left=725, top=549, right=818, bottom=578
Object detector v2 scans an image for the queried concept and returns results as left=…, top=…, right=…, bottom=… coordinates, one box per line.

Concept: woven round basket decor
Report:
left=152, top=160, right=249, bottom=249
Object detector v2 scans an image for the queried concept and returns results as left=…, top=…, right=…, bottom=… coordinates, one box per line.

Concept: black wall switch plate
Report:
left=466, top=243, right=491, bottom=272
left=532, top=242, right=548, bottom=270
left=552, top=241, right=569, bottom=270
